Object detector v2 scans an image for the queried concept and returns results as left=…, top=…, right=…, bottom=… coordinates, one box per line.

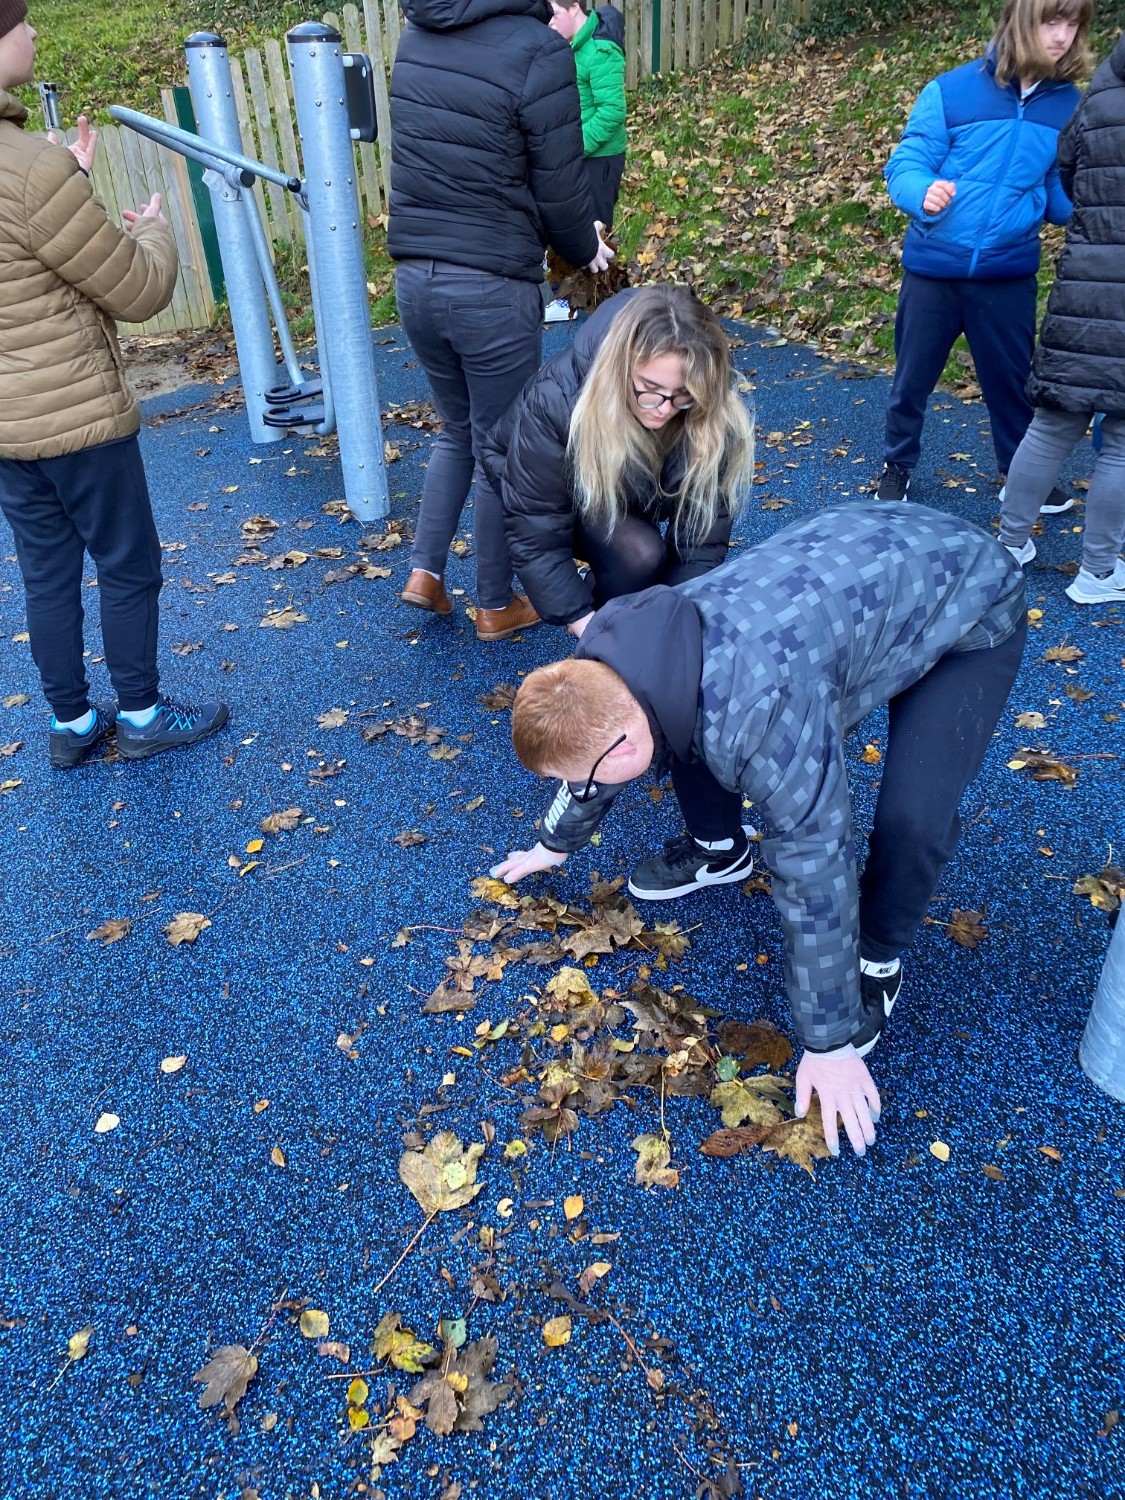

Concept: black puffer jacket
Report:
left=388, top=0, right=597, bottom=280
left=1026, top=32, right=1125, bottom=416
left=479, top=290, right=735, bottom=626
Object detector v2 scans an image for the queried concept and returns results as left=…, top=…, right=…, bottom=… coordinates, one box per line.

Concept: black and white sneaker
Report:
left=852, top=958, right=903, bottom=1058
left=998, top=483, right=1076, bottom=516
left=875, top=464, right=911, bottom=502
left=627, top=829, right=755, bottom=902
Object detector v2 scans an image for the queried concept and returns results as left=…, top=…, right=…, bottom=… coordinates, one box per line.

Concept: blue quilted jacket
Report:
left=546, top=504, right=1025, bottom=1052
left=885, top=53, right=1079, bottom=280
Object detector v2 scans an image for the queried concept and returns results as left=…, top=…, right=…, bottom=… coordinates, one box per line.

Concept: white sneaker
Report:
left=543, top=298, right=572, bottom=324
left=998, top=484, right=1076, bottom=516
left=1065, top=565, right=1125, bottom=605
left=1005, top=537, right=1036, bottom=566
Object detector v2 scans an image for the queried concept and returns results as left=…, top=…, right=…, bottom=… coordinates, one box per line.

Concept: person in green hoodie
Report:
left=545, top=0, right=627, bottom=322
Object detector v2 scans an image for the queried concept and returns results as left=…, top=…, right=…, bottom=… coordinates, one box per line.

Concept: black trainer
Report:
left=875, top=463, right=911, bottom=502
left=48, top=702, right=116, bottom=769
left=852, top=959, right=903, bottom=1058
left=627, top=830, right=755, bottom=902
left=998, top=482, right=1075, bottom=516
left=116, top=696, right=230, bottom=760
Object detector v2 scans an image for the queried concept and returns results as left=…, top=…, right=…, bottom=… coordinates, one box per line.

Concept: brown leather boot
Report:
left=401, top=569, right=452, bottom=615
left=475, top=595, right=540, bottom=641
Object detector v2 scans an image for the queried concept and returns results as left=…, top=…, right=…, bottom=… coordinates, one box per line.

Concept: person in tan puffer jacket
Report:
left=0, top=2, right=228, bottom=766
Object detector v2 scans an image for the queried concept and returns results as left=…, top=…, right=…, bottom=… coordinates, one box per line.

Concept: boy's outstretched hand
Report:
left=49, top=115, right=98, bottom=174
left=122, top=192, right=170, bottom=230
left=490, top=843, right=568, bottom=883
left=795, top=1044, right=881, bottom=1157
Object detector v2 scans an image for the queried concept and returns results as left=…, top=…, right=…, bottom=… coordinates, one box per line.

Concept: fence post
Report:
left=186, top=32, right=284, bottom=444
left=287, top=21, right=389, bottom=523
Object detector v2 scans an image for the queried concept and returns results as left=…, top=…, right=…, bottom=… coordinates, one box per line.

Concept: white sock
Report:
left=52, top=709, right=95, bottom=734
left=119, top=702, right=159, bottom=728
left=860, top=956, right=900, bottom=978
left=418, top=568, right=441, bottom=581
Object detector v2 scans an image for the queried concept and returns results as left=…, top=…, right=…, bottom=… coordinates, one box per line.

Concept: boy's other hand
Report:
left=490, top=843, right=568, bottom=883
left=795, top=1044, right=881, bottom=1157
left=123, top=192, right=170, bottom=230
left=568, top=611, right=595, bottom=638
left=922, top=179, right=956, bottom=215
left=49, top=115, right=98, bottom=173
left=586, top=225, right=615, bottom=274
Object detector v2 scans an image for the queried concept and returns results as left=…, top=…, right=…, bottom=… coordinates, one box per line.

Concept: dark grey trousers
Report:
left=395, top=260, right=543, bottom=609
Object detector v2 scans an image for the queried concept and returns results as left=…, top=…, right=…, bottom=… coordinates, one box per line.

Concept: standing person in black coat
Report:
left=390, top=0, right=612, bottom=641
left=481, top=285, right=755, bottom=639
left=999, top=30, right=1125, bottom=605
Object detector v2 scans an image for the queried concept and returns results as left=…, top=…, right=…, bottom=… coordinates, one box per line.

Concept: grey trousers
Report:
left=395, top=260, right=543, bottom=609
left=999, top=406, right=1125, bottom=576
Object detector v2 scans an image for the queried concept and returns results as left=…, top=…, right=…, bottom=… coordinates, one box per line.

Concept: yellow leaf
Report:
left=270, top=1146, right=286, bottom=1168
left=67, top=1325, right=94, bottom=1360
left=159, top=1055, right=187, bottom=1074
left=563, top=1194, right=584, bottom=1221
left=245, top=838, right=264, bottom=854
left=542, top=1316, right=572, bottom=1348
left=930, top=1141, right=951, bottom=1162
left=94, top=1112, right=120, bottom=1134
left=299, top=1309, right=330, bottom=1340
left=397, top=1132, right=484, bottom=1214
left=347, top=1377, right=370, bottom=1406
left=860, top=744, right=881, bottom=764
left=371, top=1312, right=436, bottom=1374
left=348, top=1406, right=370, bottom=1431
left=253, top=1099, right=270, bottom=1113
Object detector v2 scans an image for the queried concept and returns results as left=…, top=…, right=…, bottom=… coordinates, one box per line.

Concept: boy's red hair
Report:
left=512, top=658, right=638, bottom=774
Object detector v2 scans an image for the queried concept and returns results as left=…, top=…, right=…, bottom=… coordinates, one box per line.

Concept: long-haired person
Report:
left=875, top=0, right=1092, bottom=505
left=482, top=284, right=755, bottom=641
left=481, top=283, right=758, bottom=900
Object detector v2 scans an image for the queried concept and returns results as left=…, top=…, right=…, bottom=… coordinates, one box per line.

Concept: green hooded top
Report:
left=572, top=9, right=626, bottom=158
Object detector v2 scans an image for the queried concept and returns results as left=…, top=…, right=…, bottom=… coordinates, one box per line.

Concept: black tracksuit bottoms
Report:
left=0, top=434, right=162, bottom=721
left=672, top=618, right=1027, bottom=962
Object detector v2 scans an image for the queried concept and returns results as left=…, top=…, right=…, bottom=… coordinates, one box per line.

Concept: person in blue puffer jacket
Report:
left=875, top=0, right=1092, bottom=507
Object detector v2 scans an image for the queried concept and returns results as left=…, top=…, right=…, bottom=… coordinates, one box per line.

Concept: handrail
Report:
left=109, top=106, right=303, bottom=195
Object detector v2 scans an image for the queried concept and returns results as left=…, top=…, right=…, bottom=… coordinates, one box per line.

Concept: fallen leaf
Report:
left=0, top=779, right=22, bottom=794
left=193, top=1344, right=259, bottom=1414
left=761, top=1105, right=834, bottom=1176
left=709, top=1075, right=791, bottom=1129
left=631, top=1132, right=680, bottom=1190
left=577, top=1261, right=612, bottom=1295
left=947, top=909, right=988, bottom=949
left=700, top=1122, right=774, bottom=1157
left=160, top=1055, right=187, bottom=1074
left=542, top=1316, right=572, bottom=1348
left=930, top=1141, right=951, bottom=1162
left=2, top=694, right=29, bottom=708
left=67, top=1325, right=94, bottom=1360
left=1072, top=867, right=1125, bottom=914
left=317, top=707, right=349, bottom=729
left=0, top=741, right=22, bottom=756
left=299, top=1309, right=330, bottom=1339
left=260, top=806, right=303, bottom=834
left=563, top=1194, right=584, bottom=1221
left=469, top=876, right=522, bottom=908
left=398, top=1132, right=485, bottom=1214
left=1043, top=641, right=1085, bottom=663
left=259, top=607, right=308, bottom=629
left=408, top=1334, right=510, bottom=1435
left=1039, top=1145, right=1062, bottom=1162
left=163, top=912, right=211, bottom=946
left=1015, top=710, right=1047, bottom=730
left=982, top=1164, right=1005, bottom=1182
left=318, top=1340, right=351, bottom=1363
left=1006, top=749, right=1079, bottom=787
left=372, top=1312, right=437, bottom=1374
left=716, top=1018, right=793, bottom=1071
left=270, top=1146, right=286, bottom=1168
left=86, top=917, right=132, bottom=946
left=93, top=1112, right=120, bottom=1134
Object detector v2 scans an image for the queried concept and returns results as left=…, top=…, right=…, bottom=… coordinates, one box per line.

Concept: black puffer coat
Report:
left=479, top=290, right=734, bottom=626
left=388, top=0, right=597, bottom=280
left=1026, top=32, right=1125, bottom=416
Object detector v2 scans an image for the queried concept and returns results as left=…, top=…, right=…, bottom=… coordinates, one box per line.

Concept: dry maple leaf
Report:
left=544, top=967, right=598, bottom=1006
left=1072, top=867, right=1125, bottom=914
left=86, top=917, right=132, bottom=947
left=478, top=684, right=517, bottom=712
left=372, top=1312, right=437, bottom=1374
left=762, top=1102, right=834, bottom=1177
left=1007, top=749, right=1079, bottom=786
left=632, top=1132, right=680, bottom=1190
left=469, top=876, right=522, bottom=909
left=398, top=1132, right=485, bottom=1214
left=394, top=830, right=426, bottom=849
left=408, top=1335, right=510, bottom=1435
left=259, top=606, right=308, bottom=629
left=260, top=806, right=302, bottom=834
left=193, top=1344, right=259, bottom=1415
left=716, top=1019, right=793, bottom=1072
left=164, top=912, right=211, bottom=947
left=946, top=909, right=988, bottom=948
left=316, top=707, right=348, bottom=729
left=710, top=1075, right=792, bottom=1129
left=1042, top=641, right=1085, bottom=663
left=1014, top=710, right=1047, bottom=730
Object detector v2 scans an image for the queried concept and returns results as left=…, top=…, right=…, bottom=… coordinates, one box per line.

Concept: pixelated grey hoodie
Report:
left=543, top=502, right=1025, bottom=1050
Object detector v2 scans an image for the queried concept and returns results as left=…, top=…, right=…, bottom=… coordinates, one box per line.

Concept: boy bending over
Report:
left=492, top=503, right=1026, bottom=1157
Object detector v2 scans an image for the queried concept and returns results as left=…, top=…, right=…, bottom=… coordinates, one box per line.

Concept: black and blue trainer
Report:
left=116, top=697, right=230, bottom=761
left=48, top=703, right=116, bottom=769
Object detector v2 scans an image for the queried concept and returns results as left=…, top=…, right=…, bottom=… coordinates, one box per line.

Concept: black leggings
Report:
left=576, top=511, right=678, bottom=607
left=673, top=618, right=1028, bottom=959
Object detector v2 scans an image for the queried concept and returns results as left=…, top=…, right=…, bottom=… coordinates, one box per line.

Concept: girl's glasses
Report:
left=632, top=385, right=696, bottom=412
left=575, top=733, right=627, bottom=802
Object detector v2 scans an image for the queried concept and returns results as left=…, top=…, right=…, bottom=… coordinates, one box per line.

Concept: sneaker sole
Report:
left=49, top=741, right=107, bottom=769
left=1065, top=584, right=1125, bottom=605
left=117, top=711, right=229, bottom=760
left=628, top=852, right=755, bottom=902
left=1040, top=497, right=1076, bottom=515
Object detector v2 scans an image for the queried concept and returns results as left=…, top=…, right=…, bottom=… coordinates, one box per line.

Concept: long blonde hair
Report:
left=566, top=286, right=755, bottom=546
left=990, top=0, right=1093, bottom=88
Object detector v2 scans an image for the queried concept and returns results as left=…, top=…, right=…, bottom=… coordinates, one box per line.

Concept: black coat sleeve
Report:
left=1057, top=106, right=1081, bottom=202
left=664, top=505, right=734, bottom=585
left=518, top=40, right=599, bottom=268
left=500, top=373, right=597, bottom=627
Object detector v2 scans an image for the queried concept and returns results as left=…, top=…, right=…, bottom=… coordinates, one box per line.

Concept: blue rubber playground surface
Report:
left=0, top=318, right=1122, bottom=1500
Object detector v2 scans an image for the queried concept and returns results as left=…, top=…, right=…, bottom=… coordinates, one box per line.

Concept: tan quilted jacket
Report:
left=0, top=90, right=178, bottom=460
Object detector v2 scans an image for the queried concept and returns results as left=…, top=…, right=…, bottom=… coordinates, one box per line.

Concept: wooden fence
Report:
left=81, top=0, right=808, bottom=333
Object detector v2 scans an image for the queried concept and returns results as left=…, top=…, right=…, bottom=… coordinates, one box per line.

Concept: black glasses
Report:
left=574, top=733, right=627, bottom=802
left=631, top=384, right=695, bottom=412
